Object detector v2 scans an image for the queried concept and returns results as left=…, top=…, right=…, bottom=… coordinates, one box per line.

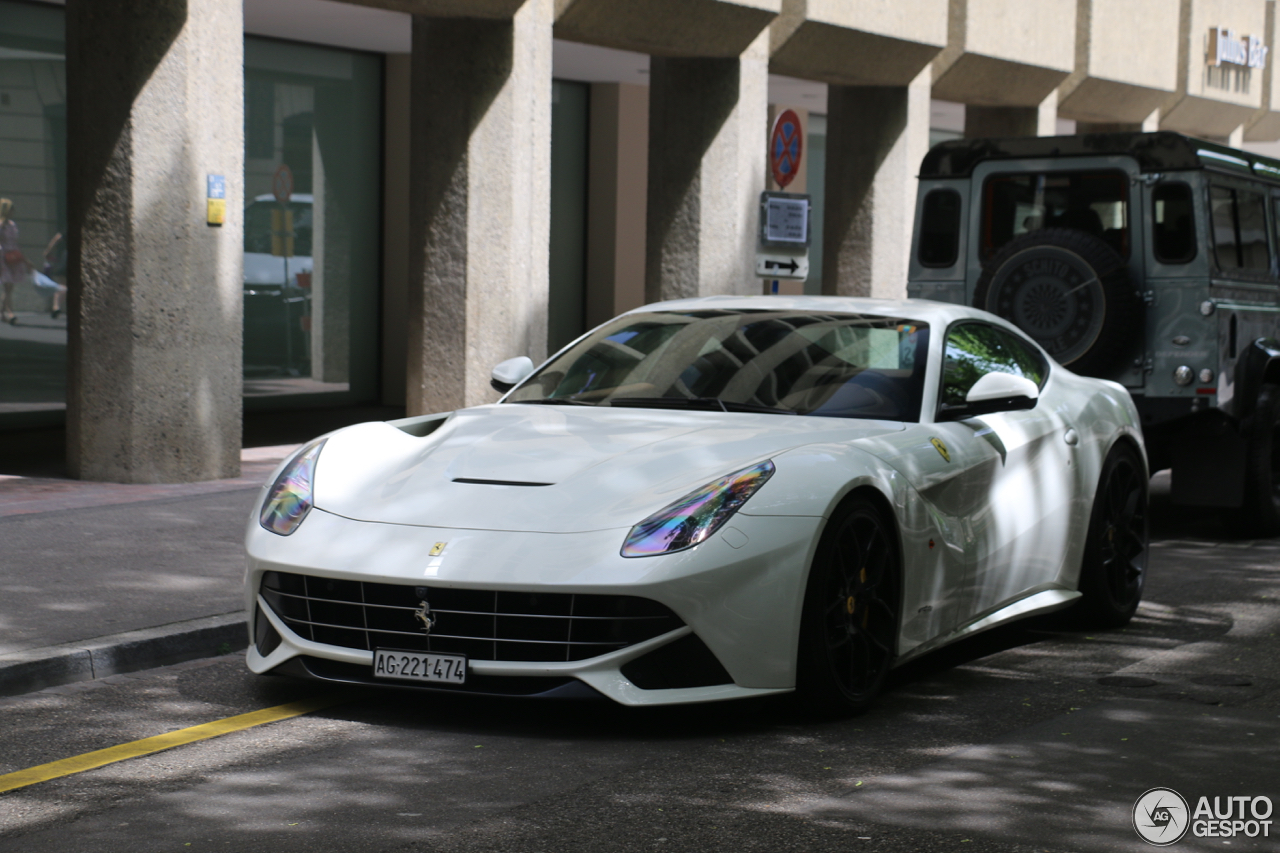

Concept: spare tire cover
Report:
left=973, top=228, right=1136, bottom=376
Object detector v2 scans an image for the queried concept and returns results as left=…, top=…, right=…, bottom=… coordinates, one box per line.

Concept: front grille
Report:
left=260, top=571, right=683, bottom=662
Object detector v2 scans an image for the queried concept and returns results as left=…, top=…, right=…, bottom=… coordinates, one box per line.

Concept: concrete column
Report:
left=65, top=0, right=243, bottom=483
left=645, top=31, right=769, bottom=303
left=406, top=0, right=552, bottom=415
left=585, top=82, right=648, bottom=330
left=965, top=91, right=1059, bottom=138
left=821, top=67, right=931, bottom=299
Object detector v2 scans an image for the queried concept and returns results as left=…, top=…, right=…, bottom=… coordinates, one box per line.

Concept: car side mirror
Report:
left=490, top=356, right=534, bottom=393
left=939, top=372, right=1039, bottom=421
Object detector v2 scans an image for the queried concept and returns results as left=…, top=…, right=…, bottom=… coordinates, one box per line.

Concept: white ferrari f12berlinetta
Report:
left=245, top=296, right=1148, bottom=713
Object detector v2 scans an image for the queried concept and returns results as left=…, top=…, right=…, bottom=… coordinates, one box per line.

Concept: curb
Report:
left=0, top=613, right=248, bottom=698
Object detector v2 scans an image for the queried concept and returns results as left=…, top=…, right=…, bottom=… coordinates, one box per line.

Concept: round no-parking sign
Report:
left=770, top=109, right=803, bottom=189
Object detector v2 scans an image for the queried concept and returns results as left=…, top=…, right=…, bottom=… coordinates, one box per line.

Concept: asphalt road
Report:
left=0, top=486, right=1277, bottom=853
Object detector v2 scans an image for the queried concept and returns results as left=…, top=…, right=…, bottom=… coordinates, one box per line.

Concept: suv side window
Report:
left=940, top=323, right=1048, bottom=409
left=918, top=189, right=962, bottom=267
left=1152, top=182, right=1196, bottom=264
left=1209, top=184, right=1270, bottom=273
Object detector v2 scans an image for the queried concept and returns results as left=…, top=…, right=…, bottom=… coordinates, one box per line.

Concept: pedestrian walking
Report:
left=36, top=232, right=67, bottom=319
left=0, top=198, right=25, bottom=325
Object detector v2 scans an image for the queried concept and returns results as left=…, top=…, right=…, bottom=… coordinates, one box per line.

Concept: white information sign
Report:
left=763, top=195, right=809, bottom=244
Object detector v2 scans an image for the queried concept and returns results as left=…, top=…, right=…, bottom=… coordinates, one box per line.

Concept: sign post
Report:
left=759, top=110, right=810, bottom=293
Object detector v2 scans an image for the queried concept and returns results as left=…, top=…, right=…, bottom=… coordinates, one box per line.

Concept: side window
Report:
left=1152, top=182, right=1196, bottom=264
left=1210, top=184, right=1270, bottom=273
left=940, top=324, right=1048, bottom=410
left=918, top=189, right=962, bottom=267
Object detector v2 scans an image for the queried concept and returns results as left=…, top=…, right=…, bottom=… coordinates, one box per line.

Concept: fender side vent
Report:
left=452, top=478, right=553, bottom=487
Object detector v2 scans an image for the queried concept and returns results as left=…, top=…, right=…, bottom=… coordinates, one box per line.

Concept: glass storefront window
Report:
left=0, top=1, right=67, bottom=427
left=242, top=37, right=383, bottom=408
left=0, top=12, right=385, bottom=429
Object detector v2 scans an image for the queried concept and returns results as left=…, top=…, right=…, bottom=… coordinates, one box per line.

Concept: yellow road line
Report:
left=0, top=694, right=346, bottom=795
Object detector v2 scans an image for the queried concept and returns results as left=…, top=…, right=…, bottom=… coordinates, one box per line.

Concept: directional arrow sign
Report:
left=756, top=253, right=809, bottom=280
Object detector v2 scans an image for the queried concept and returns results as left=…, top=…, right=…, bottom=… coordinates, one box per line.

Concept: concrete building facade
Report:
left=2, top=0, right=1280, bottom=482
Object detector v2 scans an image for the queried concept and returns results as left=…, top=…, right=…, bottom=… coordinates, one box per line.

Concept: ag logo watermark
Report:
left=1133, top=788, right=1190, bottom=846
left=1133, top=788, right=1274, bottom=845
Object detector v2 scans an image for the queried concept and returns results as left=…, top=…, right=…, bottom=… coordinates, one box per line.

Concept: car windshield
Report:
left=506, top=309, right=930, bottom=421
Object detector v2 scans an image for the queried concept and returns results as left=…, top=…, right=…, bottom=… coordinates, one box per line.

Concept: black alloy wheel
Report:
left=1076, top=444, right=1148, bottom=628
left=797, top=497, right=900, bottom=715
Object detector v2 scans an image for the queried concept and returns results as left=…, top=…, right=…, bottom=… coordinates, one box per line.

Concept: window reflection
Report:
left=241, top=38, right=381, bottom=406
left=0, top=2, right=67, bottom=423
left=1209, top=184, right=1270, bottom=273
left=940, top=323, right=1047, bottom=409
left=507, top=310, right=930, bottom=422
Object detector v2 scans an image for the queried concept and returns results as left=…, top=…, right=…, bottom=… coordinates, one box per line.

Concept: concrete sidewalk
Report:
left=0, top=445, right=297, bottom=697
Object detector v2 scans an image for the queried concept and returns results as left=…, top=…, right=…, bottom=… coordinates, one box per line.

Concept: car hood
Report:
left=244, top=252, right=313, bottom=285
left=311, top=404, right=904, bottom=533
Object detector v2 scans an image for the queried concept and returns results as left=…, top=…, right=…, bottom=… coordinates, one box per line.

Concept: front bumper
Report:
left=244, top=506, right=822, bottom=706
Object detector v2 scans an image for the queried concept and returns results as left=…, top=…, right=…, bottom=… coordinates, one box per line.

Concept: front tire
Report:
left=796, top=497, right=900, bottom=715
left=1075, top=444, right=1148, bottom=628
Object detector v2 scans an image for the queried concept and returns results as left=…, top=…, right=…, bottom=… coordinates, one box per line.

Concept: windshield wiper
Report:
left=608, top=397, right=795, bottom=415
left=509, top=397, right=596, bottom=406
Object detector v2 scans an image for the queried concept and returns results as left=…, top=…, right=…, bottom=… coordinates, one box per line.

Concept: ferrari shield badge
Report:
left=930, top=437, right=951, bottom=462
left=429, top=542, right=447, bottom=556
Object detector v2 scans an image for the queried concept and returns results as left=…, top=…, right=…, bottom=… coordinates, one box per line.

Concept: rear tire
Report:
left=796, top=497, right=900, bottom=715
left=1075, top=444, right=1148, bottom=628
left=1236, top=384, right=1280, bottom=537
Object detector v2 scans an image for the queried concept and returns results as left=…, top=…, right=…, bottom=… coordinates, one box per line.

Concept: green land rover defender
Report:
left=908, top=131, right=1280, bottom=535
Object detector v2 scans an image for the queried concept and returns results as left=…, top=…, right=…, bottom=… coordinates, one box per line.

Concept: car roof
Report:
left=919, top=130, right=1280, bottom=180
left=623, top=294, right=1001, bottom=328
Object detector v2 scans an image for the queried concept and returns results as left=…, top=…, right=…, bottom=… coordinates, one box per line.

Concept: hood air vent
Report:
left=452, top=478, right=553, bottom=487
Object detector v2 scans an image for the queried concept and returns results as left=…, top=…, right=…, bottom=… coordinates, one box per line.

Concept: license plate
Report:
left=373, top=649, right=467, bottom=684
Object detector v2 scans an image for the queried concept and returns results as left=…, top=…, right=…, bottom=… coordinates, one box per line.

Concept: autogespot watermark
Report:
left=1133, top=787, right=1274, bottom=846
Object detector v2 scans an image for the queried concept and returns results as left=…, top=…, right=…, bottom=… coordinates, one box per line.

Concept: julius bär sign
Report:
left=1208, top=27, right=1268, bottom=70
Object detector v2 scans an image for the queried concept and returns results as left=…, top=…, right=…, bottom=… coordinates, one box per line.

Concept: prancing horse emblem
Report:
left=930, top=437, right=951, bottom=463
left=413, top=599, right=435, bottom=635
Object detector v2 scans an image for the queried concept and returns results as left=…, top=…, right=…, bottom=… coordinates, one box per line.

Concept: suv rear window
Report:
left=980, top=171, right=1129, bottom=261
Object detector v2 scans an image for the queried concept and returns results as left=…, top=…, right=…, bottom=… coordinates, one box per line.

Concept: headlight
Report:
left=259, top=439, right=326, bottom=536
left=621, top=461, right=774, bottom=557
